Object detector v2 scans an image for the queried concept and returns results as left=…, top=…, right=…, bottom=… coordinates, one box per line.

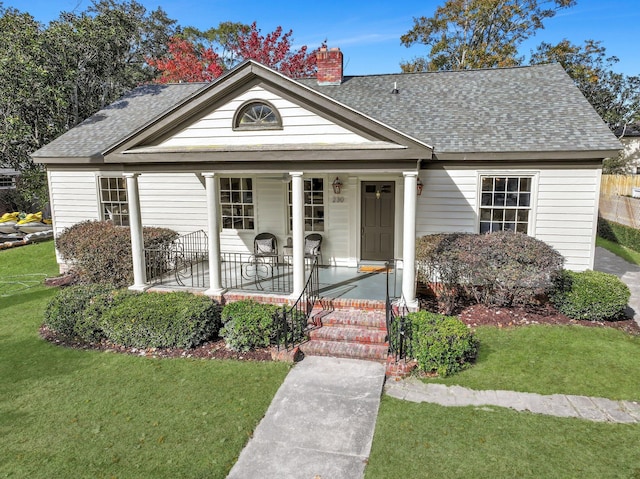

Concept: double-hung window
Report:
left=0, top=175, right=16, bottom=189
left=220, top=177, right=254, bottom=230
left=288, top=178, right=324, bottom=232
left=99, top=176, right=129, bottom=226
left=479, top=176, right=532, bottom=234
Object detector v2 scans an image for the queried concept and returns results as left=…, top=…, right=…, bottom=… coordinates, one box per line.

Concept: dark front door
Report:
left=361, top=181, right=395, bottom=261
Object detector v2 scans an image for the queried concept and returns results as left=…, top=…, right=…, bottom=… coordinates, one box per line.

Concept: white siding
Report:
left=138, top=173, right=207, bottom=236
left=48, top=169, right=100, bottom=237
left=415, top=165, right=600, bottom=271
left=160, top=86, right=371, bottom=148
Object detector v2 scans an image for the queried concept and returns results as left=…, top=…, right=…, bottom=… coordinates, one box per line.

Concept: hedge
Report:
left=56, top=220, right=178, bottom=287
left=99, top=292, right=221, bottom=348
left=550, top=270, right=630, bottom=321
left=407, top=311, right=478, bottom=377
left=598, top=217, right=640, bottom=253
left=416, top=232, right=564, bottom=312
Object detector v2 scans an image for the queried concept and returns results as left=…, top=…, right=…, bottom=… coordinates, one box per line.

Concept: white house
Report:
left=32, top=48, right=620, bottom=307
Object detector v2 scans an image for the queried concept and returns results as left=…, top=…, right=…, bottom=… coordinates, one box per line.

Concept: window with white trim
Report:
left=288, top=178, right=324, bottom=232
left=233, top=101, right=282, bottom=130
left=0, top=175, right=16, bottom=189
left=220, top=177, right=254, bottom=230
left=99, top=176, right=129, bottom=226
left=479, top=176, right=531, bottom=234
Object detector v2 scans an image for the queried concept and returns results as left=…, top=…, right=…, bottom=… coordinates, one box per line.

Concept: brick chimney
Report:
left=316, top=47, right=343, bottom=85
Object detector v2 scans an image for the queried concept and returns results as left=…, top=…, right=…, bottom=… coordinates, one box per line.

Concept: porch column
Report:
left=402, top=171, right=419, bottom=308
left=124, top=172, right=147, bottom=291
left=202, top=172, right=226, bottom=296
left=290, top=171, right=305, bottom=299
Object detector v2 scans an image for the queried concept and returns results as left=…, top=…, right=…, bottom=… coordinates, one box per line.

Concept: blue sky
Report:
left=5, top=0, right=639, bottom=76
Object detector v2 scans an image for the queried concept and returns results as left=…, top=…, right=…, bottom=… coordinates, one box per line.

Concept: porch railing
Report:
left=220, top=253, right=298, bottom=293
left=385, top=259, right=411, bottom=360
left=145, top=230, right=209, bottom=288
left=275, top=256, right=320, bottom=350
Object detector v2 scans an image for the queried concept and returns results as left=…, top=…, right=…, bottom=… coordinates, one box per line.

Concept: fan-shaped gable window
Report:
left=233, top=101, right=282, bottom=130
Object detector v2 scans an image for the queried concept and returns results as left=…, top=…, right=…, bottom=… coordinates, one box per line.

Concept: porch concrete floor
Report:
left=151, top=263, right=401, bottom=302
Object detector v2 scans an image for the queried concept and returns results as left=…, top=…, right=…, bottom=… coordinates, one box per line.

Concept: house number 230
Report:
left=332, top=196, right=344, bottom=203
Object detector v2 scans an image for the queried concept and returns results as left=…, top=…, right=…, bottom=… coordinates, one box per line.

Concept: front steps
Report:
left=300, top=307, right=389, bottom=362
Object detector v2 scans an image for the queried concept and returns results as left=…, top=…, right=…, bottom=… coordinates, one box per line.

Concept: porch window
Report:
left=99, top=176, right=129, bottom=226
left=479, top=176, right=531, bottom=234
left=288, top=178, right=324, bottom=232
left=233, top=100, right=282, bottom=130
left=220, top=177, right=254, bottom=230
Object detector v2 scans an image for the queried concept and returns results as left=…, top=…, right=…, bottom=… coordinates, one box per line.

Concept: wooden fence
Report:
left=599, top=175, right=640, bottom=228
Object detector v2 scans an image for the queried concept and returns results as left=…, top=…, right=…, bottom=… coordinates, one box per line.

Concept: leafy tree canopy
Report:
left=0, top=0, right=176, bottom=173
left=530, top=39, right=640, bottom=131
left=148, top=21, right=321, bottom=83
left=400, top=0, right=575, bottom=72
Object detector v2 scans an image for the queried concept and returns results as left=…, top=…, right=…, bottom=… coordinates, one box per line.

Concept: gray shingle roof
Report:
left=32, top=83, right=206, bottom=159
left=32, top=62, right=620, bottom=160
left=299, top=63, right=620, bottom=154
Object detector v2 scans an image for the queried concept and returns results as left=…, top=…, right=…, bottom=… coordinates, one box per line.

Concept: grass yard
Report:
left=0, top=241, right=290, bottom=478
left=366, top=398, right=640, bottom=479
left=424, top=325, right=640, bottom=400
left=596, top=236, right=640, bottom=265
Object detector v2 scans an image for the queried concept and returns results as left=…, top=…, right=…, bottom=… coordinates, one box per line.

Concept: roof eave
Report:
left=434, top=149, right=621, bottom=161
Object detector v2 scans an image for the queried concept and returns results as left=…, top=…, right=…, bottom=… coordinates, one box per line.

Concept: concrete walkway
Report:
left=227, top=356, right=386, bottom=479
left=594, top=246, right=640, bottom=325
left=385, top=378, right=640, bottom=423
left=225, top=247, right=640, bottom=478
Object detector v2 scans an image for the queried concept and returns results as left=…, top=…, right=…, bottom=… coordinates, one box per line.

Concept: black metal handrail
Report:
left=385, top=259, right=411, bottom=360
left=145, top=230, right=209, bottom=288
left=275, top=256, right=320, bottom=350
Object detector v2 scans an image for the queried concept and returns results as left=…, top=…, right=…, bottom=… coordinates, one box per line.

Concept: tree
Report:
left=400, top=0, right=575, bottom=72
left=530, top=39, right=640, bottom=131
left=181, top=21, right=250, bottom=69
left=231, top=22, right=319, bottom=78
left=148, top=22, right=321, bottom=83
left=146, top=36, right=223, bottom=83
left=0, top=1, right=177, bottom=207
left=0, top=0, right=177, bottom=172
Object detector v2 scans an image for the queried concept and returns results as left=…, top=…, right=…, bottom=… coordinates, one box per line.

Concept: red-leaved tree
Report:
left=147, top=36, right=224, bottom=83
left=232, top=22, right=319, bottom=78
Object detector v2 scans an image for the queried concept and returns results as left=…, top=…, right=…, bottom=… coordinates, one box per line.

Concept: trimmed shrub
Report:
left=100, top=292, right=221, bottom=348
left=56, top=220, right=178, bottom=287
left=408, top=311, right=478, bottom=377
left=43, top=284, right=128, bottom=341
left=598, top=217, right=640, bottom=253
left=220, top=300, right=280, bottom=352
left=550, top=270, right=630, bottom=321
left=416, top=232, right=564, bottom=312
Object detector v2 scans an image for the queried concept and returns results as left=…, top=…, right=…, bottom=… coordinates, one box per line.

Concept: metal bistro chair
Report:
left=304, top=233, right=323, bottom=265
left=254, top=232, right=279, bottom=265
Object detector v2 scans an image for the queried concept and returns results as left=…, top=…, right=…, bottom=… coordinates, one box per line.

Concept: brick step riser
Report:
left=314, top=313, right=387, bottom=329
left=318, top=319, right=387, bottom=330
left=309, top=327, right=388, bottom=344
left=300, top=340, right=389, bottom=362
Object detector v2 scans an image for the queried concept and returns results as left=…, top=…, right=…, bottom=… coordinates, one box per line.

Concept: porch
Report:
left=144, top=230, right=401, bottom=304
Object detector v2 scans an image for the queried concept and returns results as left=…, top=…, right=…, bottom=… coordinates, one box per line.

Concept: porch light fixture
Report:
left=332, top=176, right=343, bottom=194
left=417, top=177, right=423, bottom=196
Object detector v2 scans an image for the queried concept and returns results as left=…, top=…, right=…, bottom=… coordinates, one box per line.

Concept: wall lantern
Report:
left=332, top=177, right=343, bottom=194
left=417, top=177, right=423, bottom=196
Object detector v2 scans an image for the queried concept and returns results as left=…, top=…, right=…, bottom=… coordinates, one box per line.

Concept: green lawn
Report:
left=424, top=325, right=640, bottom=400
left=366, top=398, right=640, bottom=479
left=597, top=236, right=640, bottom=265
left=0, top=241, right=290, bottom=478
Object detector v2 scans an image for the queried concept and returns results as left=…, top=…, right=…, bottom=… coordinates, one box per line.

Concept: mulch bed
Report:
left=39, top=325, right=274, bottom=361
left=419, top=295, right=640, bottom=335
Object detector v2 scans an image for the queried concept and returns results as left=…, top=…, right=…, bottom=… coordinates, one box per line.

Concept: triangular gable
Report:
left=104, top=61, right=432, bottom=164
